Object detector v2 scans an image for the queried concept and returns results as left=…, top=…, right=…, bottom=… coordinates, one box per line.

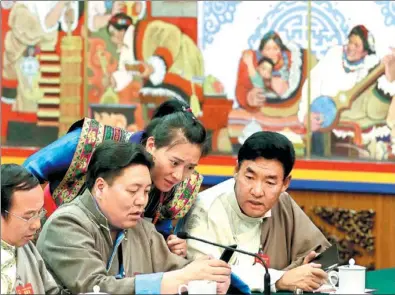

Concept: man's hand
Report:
left=217, top=275, right=231, bottom=295
left=167, top=234, right=187, bottom=258
left=275, top=263, right=327, bottom=292
left=383, top=47, right=395, bottom=82
left=247, top=87, right=266, bottom=107
left=183, top=256, right=231, bottom=285
left=303, top=251, right=318, bottom=265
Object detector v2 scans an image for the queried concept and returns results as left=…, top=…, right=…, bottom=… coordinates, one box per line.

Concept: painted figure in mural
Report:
left=103, top=13, right=204, bottom=103
left=2, top=1, right=79, bottom=112
left=228, top=31, right=311, bottom=152
left=88, top=1, right=146, bottom=32
left=23, top=100, right=208, bottom=257
left=242, top=53, right=277, bottom=97
left=15, top=46, right=43, bottom=112
left=298, top=25, right=395, bottom=160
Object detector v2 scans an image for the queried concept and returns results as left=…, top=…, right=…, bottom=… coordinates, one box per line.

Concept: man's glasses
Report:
left=5, top=208, right=47, bottom=224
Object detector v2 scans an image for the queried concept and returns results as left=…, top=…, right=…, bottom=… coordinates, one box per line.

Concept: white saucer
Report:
left=331, top=289, right=376, bottom=294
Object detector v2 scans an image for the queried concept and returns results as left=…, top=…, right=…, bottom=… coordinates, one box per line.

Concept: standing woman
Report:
left=23, top=99, right=209, bottom=257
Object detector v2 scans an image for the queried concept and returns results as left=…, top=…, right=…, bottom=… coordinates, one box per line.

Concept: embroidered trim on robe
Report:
left=52, top=118, right=133, bottom=205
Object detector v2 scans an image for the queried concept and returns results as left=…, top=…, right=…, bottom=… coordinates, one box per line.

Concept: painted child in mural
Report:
left=227, top=31, right=312, bottom=151
left=242, top=52, right=278, bottom=97
left=298, top=25, right=395, bottom=160
left=2, top=1, right=79, bottom=111
left=103, top=13, right=204, bottom=103
left=23, top=99, right=208, bottom=258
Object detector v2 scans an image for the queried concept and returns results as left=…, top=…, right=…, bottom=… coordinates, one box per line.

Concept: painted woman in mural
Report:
left=103, top=13, right=204, bottom=103
left=228, top=31, right=311, bottom=152
left=298, top=25, right=395, bottom=160
left=2, top=1, right=79, bottom=112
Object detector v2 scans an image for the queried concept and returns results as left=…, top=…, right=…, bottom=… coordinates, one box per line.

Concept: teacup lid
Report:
left=339, top=258, right=366, bottom=270
left=81, top=285, right=109, bottom=294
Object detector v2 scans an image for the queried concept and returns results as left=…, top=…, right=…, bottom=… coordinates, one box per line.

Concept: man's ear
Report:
left=281, top=175, right=292, bottom=193
left=145, top=136, right=156, bottom=154
left=234, top=163, right=240, bottom=178
left=94, top=177, right=106, bottom=199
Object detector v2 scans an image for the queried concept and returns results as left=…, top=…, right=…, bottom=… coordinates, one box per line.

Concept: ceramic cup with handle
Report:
left=328, top=259, right=366, bottom=294
left=178, top=280, right=217, bottom=294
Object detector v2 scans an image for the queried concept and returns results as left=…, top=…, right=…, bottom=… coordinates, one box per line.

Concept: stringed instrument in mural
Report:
left=311, top=63, right=385, bottom=131
left=97, top=48, right=119, bottom=104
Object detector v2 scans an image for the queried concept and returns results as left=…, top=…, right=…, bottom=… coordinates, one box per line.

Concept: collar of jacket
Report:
left=79, top=188, right=115, bottom=233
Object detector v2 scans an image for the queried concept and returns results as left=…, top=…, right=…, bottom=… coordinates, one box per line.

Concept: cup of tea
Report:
left=328, top=259, right=366, bottom=294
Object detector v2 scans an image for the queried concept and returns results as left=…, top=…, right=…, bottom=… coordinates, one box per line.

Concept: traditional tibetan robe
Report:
left=180, top=178, right=331, bottom=293
left=1, top=240, right=59, bottom=294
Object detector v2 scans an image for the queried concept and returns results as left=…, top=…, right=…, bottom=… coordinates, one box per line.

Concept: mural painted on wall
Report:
left=86, top=0, right=207, bottom=134
left=198, top=1, right=395, bottom=161
left=1, top=1, right=394, bottom=163
left=1, top=0, right=84, bottom=146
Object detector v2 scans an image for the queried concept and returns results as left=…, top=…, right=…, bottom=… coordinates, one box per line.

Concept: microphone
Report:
left=177, top=232, right=271, bottom=295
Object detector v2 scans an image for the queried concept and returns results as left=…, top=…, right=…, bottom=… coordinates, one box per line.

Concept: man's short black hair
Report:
left=1, top=164, right=40, bottom=218
left=86, top=141, right=154, bottom=190
left=237, top=131, right=295, bottom=179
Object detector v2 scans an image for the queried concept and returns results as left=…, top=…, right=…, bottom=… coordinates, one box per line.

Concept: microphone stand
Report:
left=182, top=234, right=271, bottom=295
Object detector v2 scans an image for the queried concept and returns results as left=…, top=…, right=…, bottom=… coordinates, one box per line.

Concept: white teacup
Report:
left=328, top=264, right=366, bottom=294
left=178, top=280, right=217, bottom=294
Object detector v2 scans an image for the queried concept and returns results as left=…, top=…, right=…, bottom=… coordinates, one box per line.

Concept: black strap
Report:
left=118, top=242, right=124, bottom=276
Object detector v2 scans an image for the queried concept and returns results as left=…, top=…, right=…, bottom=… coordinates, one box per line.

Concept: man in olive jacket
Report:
left=36, top=141, right=231, bottom=294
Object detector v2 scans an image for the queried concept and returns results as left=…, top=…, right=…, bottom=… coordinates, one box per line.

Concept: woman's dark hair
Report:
left=237, top=131, right=295, bottom=179
left=141, top=99, right=210, bottom=156
left=1, top=164, right=40, bottom=218
left=107, top=13, right=133, bottom=33
left=258, top=31, right=289, bottom=53
left=348, top=25, right=375, bottom=55
left=86, top=141, right=153, bottom=190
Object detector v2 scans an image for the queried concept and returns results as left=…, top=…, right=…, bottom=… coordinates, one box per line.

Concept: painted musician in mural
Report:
left=103, top=12, right=204, bottom=105
left=228, top=31, right=312, bottom=154
left=2, top=1, right=79, bottom=112
left=298, top=25, right=395, bottom=160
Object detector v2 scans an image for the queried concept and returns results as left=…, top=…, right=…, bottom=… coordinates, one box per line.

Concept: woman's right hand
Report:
left=183, top=256, right=231, bottom=284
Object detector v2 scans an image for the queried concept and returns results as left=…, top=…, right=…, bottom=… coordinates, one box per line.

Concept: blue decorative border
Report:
left=248, top=1, right=349, bottom=59
left=203, top=176, right=395, bottom=195
left=375, top=1, right=395, bottom=26
left=201, top=1, right=241, bottom=49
